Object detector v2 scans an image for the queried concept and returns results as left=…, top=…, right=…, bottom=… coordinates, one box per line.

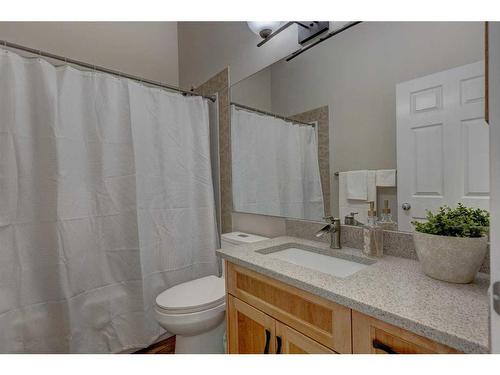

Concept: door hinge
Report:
left=494, top=281, right=500, bottom=315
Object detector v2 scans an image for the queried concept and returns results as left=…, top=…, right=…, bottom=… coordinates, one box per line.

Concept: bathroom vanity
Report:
left=218, top=237, right=490, bottom=354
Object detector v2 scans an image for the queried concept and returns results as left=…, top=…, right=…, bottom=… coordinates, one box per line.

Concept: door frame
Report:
left=489, top=21, right=500, bottom=354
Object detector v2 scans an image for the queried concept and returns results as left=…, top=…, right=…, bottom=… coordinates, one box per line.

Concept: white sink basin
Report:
left=265, top=247, right=369, bottom=278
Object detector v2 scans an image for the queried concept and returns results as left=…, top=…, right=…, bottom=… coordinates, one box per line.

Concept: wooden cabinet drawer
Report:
left=352, top=310, right=460, bottom=354
left=225, top=261, right=352, bottom=353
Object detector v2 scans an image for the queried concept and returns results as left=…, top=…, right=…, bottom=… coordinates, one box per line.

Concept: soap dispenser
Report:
left=363, top=201, right=383, bottom=257
left=378, top=200, right=398, bottom=231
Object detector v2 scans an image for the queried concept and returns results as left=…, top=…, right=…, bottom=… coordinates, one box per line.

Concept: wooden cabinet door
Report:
left=275, top=321, right=336, bottom=354
left=227, top=295, right=276, bottom=354
left=226, top=262, right=352, bottom=353
left=352, top=311, right=459, bottom=354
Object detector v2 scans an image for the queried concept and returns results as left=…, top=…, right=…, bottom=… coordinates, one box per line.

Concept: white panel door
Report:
left=397, top=62, right=489, bottom=231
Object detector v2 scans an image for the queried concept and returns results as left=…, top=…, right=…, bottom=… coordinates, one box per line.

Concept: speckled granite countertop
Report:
left=217, top=236, right=490, bottom=353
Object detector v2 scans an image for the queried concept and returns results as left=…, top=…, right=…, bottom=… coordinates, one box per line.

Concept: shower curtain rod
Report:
left=0, top=39, right=217, bottom=102
left=334, top=169, right=398, bottom=176
left=231, top=102, right=315, bottom=127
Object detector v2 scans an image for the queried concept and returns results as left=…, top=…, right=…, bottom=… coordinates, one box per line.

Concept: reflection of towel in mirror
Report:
left=376, top=169, right=396, bottom=187
left=346, top=170, right=368, bottom=200
left=339, top=171, right=377, bottom=225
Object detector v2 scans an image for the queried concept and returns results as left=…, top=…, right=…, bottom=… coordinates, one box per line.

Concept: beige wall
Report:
left=230, top=66, right=272, bottom=111
left=0, top=22, right=179, bottom=85
left=178, top=22, right=301, bottom=88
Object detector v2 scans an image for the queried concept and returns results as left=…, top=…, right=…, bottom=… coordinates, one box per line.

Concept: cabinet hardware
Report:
left=276, top=336, right=282, bottom=354
left=264, top=329, right=271, bottom=354
left=372, top=339, right=398, bottom=354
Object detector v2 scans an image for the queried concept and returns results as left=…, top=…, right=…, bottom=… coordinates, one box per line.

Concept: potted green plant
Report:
left=412, top=203, right=489, bottom=284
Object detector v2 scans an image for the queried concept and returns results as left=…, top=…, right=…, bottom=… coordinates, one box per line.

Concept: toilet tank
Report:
left=221, top=231, right=269, bottom=249
left=219, top=232, right=268, bottom=276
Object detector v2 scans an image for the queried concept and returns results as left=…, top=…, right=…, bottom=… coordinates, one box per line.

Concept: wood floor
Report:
left=135, top=336, right=176, bottom=354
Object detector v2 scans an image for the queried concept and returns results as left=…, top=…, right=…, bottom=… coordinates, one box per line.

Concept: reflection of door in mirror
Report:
left=397, top=62, right=489, bottom=232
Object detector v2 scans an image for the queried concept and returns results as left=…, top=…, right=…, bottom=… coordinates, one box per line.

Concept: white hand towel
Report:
left=376, top=169, right=397, bottom=187
left=339, top=170, right=377, bottom=224
left=366, top=170, right=377, bottom=203
left=346, top=170, right=368, bottom=200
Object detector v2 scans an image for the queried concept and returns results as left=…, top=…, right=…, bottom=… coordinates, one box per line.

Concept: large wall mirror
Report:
left=230, top=22, right=489, bottom=231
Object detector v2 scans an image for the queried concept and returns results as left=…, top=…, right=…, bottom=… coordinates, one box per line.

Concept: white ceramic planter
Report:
left=413, top=232, right=488, bottom=284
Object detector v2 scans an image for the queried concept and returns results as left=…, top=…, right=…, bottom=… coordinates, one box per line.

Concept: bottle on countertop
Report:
left=363, top=201, right=383, bottom=257
left=377, top=200, right=398, bottom=231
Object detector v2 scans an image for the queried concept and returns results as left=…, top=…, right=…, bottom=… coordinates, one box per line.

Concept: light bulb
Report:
left=247, top=21, right=282, bottom=39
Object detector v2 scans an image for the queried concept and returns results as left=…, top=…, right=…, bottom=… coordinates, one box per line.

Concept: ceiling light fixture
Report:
left=248, top=21, right=331, bottom=47
left=246, top=21, right=362, bottom=63
left=247, top=21, right=283, bottom=39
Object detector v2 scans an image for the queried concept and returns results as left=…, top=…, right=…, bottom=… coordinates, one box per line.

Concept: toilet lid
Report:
left=155, top=275, right=225, bottom=314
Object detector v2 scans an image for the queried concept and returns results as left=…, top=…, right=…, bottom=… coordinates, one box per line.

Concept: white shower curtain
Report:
left=231, top=106, right=324, bottom=221
left=0, top=50, right=218, bottom=353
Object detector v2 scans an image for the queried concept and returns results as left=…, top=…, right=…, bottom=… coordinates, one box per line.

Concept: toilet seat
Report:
left=155, top=275, right=225, bottom=314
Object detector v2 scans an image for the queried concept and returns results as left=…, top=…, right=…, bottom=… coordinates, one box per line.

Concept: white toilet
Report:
left=154, top=231, right=268, bottom=353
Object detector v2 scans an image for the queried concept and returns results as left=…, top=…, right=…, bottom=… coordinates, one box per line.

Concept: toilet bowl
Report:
left=154, top=275, right=226, bottom=354
left=154, top=232, right=268, bottom=354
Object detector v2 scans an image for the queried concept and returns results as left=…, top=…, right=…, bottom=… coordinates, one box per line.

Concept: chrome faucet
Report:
left=315, top=216, right=341, bottom=249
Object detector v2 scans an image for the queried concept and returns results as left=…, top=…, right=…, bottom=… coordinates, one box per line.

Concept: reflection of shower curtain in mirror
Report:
left=0, top=51, right=219, bottom=353
left=231, top=106, right=324, bottom=221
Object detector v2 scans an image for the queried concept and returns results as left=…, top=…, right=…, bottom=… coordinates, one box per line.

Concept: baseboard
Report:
left=135, top=336, right=176, bottom=354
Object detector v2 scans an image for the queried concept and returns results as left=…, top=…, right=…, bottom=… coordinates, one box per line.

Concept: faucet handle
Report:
left=324, top=216, right=341, bottom=225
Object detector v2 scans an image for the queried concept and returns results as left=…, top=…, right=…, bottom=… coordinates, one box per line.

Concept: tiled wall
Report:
left=195, top=68, right=232, bottom=233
